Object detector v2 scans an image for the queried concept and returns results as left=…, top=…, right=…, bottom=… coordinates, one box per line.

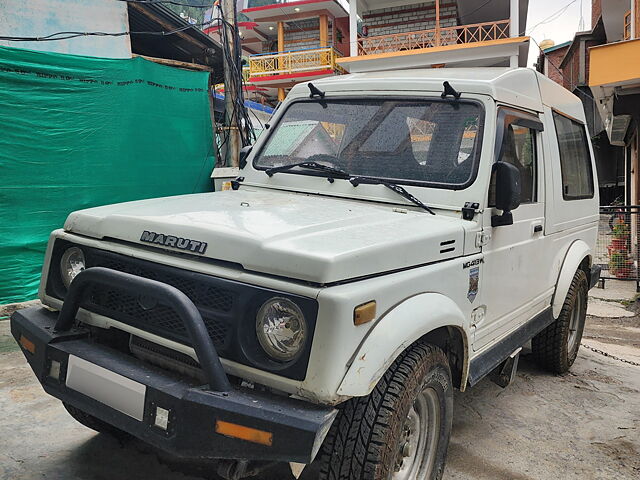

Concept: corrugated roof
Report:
left=543, top=41, right=572, bottom=53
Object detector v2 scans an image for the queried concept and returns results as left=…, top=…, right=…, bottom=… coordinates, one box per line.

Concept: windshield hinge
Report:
left=462, top=202, right=480, bottom=221
left=476, top=231, right=491, bottom=248
left=231, top=177, right=244, bottom=191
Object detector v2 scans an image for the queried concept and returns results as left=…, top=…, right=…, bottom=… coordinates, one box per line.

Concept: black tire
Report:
left=532, top=269, right=588, bottom=374
left=63, top=402, right=130, bottom=440
left=318, top=342, right=453, bottom=480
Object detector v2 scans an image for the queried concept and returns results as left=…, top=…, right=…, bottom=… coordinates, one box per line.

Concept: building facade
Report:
left=226, top=0, right=530, bottom=103
left=536, top=1, right=640, bottom=204
left=538, top=41, right=571, bottom=86
left=341, top=0, right=529, bottom=73
left=209, top=0, right=352, bottom=102
left=590, top=0, right=640, bottom=207
left=0, top=0, right=131, bottom=58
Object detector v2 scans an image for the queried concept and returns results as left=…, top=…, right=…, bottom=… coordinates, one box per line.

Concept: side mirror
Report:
left=239, top=145, right=253, bottom=169
left=492, top=162, right=521, bottom=227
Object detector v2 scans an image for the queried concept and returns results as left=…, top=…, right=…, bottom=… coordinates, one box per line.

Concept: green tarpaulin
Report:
left=0, top=46, right=215, bottom=304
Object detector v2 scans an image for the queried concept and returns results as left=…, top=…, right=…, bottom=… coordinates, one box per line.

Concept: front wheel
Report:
left=319, top=343, right=453, bottom=480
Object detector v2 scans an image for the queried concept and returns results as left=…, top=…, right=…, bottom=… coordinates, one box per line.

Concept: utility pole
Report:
left=221, top=0, right=241, bottom=167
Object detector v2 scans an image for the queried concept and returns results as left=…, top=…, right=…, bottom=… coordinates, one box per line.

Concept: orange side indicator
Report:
left=354, top=301, right=377, bottom=326
left=215, top=420, right=273, bottom=446
left=19, top=334, right=36, bottom=354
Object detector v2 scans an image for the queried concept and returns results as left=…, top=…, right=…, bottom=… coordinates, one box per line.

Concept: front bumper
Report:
left=11, top=268, right=336, bottom=464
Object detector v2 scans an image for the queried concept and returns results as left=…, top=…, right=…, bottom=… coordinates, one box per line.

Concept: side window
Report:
left=553, top=112, right=594, bottom=200
left=499, top=124, right=537, bottom=203
left=490, top=115, right=538, bottom=205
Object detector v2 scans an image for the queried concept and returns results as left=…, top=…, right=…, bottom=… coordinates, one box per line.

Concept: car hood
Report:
left=64, top=188, right=468, bottom=284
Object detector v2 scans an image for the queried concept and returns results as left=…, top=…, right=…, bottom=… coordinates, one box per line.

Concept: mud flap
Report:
left=491, top=347, right=522, bottom=388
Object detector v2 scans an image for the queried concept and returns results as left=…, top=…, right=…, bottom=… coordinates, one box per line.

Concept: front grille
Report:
left=75, top=248, right=235, bottom=352
left=91, top=250, right=234, bottom=313
left=46, top=239, right=319, bottom=381
left=130, top=336, right=206, bottom=383
left=86, top=285, right=230, bottom=350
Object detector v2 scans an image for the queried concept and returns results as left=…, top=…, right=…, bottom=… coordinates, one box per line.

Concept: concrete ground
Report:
left=1, top=285, right=639, bottom=480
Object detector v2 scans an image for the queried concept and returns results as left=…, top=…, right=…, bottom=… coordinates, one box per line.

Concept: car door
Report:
left=473, top=108, right=550, bottom=352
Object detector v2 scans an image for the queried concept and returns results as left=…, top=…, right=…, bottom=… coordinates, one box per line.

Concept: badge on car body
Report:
left=139, top=231, right=208, bottom=255
left=468, top=266, right=479, bottom=303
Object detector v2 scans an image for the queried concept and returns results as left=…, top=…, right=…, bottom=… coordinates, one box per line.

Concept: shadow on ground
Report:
left=1, top=318, right=639, bottom=480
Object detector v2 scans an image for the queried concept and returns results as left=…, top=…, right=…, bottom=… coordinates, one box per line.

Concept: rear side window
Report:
left=553, top=112, right=594, bottom=200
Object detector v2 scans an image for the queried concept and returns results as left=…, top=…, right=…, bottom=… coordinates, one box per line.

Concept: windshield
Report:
left=254, top=99, right=484, bottom=187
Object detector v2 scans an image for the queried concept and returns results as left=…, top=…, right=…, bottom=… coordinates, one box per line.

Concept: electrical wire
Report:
left=458, top=0, right=498, bottom=22
left=116, top=0, right=214, bottom=8
left=214, top=2, right=255, bottom=166
left=0, top=18, right=220, bottom=42
left=531, top=36, right=597, bottom=103
left=527, top=0, right=579, bottom=35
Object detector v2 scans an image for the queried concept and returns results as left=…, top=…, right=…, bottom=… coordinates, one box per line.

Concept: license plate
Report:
left=66, top=355, right=146, bottom=421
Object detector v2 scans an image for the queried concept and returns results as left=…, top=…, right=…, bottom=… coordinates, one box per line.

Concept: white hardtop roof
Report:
left=289, top=68, right=585, bottom=122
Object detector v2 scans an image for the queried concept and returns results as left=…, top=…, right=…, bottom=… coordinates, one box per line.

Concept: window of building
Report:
left=624, top=10, right=632, bottom=40
left=553, top=112, right=594, bottom=200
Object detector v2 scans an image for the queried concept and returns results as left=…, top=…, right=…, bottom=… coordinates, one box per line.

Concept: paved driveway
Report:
left=1, top=316, right=638, bottom=480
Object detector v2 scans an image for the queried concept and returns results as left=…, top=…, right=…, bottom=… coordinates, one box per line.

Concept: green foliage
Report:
left=612, top=222, right=630, bottom=239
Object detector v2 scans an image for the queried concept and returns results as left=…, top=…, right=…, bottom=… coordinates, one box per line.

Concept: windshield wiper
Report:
left=265, top=161, right=350, bottom=179
left=350, top=176, right=436, bottom=215
left=265, top=163, right=435, bottom=215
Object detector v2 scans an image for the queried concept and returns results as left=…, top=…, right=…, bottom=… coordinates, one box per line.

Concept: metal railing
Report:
left=248, top=47, right=343, bottom=78
left=595, top=205, right=640, bottom=291
left=357, top=19, right=512, bottom=56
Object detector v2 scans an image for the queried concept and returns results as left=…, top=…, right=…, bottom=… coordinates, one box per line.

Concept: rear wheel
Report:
left=532, top=269, right=588, bottom=374
left=318, top=342, right=453, bottom=480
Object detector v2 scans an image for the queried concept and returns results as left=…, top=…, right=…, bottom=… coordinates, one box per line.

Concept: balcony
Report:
left=339, top=19, right=527, bottom=74
left=247, top=47, right=344, bottom=86
left=358, top=20, right=512, bottom=56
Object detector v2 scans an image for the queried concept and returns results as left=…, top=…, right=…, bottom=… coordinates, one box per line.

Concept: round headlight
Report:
left=60, top=247, right=85, bottom=288
left=256, top=297, right=307, bottom=362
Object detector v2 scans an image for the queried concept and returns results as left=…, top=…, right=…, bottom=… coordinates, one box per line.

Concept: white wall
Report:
left=0, top=0, right=131, bottom=58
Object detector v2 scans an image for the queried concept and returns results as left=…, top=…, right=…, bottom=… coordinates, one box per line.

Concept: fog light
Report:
left=154, top=407, right=170, bottom=430
left=49, top=360, right=61, bottom=380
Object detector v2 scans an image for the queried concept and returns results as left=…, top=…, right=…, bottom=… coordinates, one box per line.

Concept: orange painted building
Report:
left=241, top=0, right=351, bottom=102
left=589, top=0, right=640, bottom=205
left=212, top=1, right=531, bottom=104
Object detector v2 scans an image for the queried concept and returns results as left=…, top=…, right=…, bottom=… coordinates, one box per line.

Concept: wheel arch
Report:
left=337, top=292, right=471, bottom=398
left=552, top=240, right=592, bottom=319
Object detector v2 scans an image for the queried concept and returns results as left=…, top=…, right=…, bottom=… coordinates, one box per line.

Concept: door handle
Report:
left=533, top=224, right=543, bottom=233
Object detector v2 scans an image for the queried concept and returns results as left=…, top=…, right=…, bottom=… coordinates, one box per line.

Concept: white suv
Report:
left=12, top=68, right=600, bottom=480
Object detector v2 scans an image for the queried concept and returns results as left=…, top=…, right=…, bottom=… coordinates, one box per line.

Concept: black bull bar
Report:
left=11, top=267, right=336, bottom=463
